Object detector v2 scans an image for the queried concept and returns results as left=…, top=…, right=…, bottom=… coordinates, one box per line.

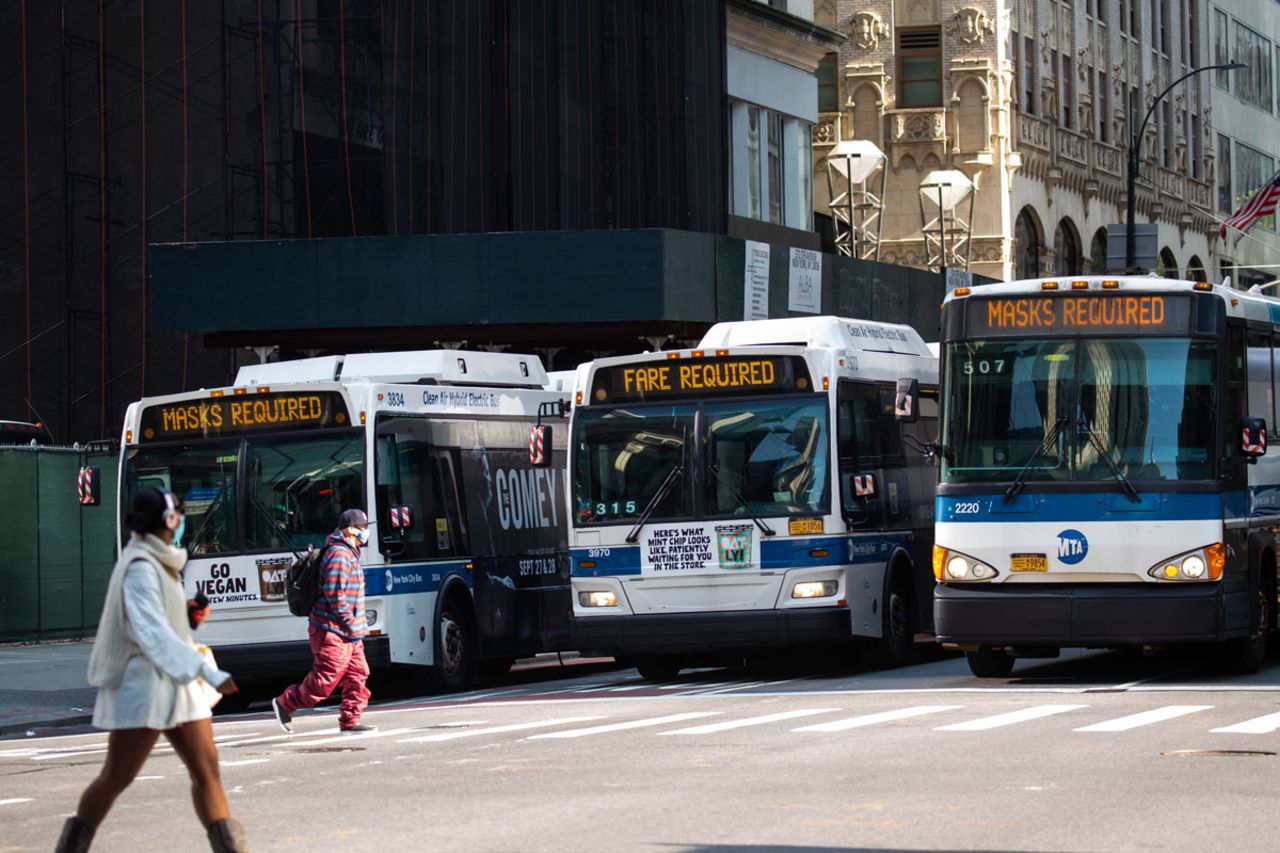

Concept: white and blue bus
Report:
left=934, top=277, right=1280, bottom=676
left=566, top=317, right=938, bottom=680
left=113, top=350, right=571, bottom=693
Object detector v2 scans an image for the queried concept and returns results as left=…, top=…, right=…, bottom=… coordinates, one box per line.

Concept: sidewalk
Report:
left=0, top=641, right=97, bottom=736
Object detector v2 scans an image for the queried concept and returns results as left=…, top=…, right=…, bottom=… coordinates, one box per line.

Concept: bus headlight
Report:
left=1147, top=544, right=1223, bottom=582
left=934, top=547, right=997, bottom=582
left=792, top=580, right=838, bottom=599
left=578, top=590, right=618, bottom=608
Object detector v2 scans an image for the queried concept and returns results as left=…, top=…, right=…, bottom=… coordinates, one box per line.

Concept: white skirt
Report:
left=93, top=655, right=213, bottom=731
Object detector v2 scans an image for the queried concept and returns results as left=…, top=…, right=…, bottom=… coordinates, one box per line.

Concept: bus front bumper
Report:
left=570, top=607, right=851, bottom=655
left=934, top=582, right=1225, bottom=647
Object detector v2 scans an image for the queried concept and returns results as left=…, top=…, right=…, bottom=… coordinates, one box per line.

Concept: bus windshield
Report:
left=124, top=431, right=364, bottom=555
left=572, top=396, right=829, bottom=524
left=942, top=338, right=1217, bottom=484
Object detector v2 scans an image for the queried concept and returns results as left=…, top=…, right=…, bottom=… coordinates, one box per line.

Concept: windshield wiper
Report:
left=1077, top=421, right=1142, bottom=503
left=1004, top=416, right=1069, bottom=503
left=249, top=495, right=305, bottom=557
left=625, top=464, right=685, bottom=544
left=706, top=462, right=776, bottom=537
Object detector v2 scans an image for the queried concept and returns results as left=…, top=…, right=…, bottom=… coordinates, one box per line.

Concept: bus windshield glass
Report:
left=704, top=398, right=829, bottom=516
left=573, top=406, right=694, bottom=524
left=942, top=338, right=1217, bottom=484
left=124, top=431, right=364, bottom=555
left=572, top=396, right=830, bottom=524
left=125, top=442, right=241, bottom=555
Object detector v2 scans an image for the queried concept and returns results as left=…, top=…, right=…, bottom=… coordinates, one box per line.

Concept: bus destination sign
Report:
left=591, top=355, right=812, bottom=403
left=966, top=293, right=1192, bottom=337
left=137, top=391, right=351, bottom=442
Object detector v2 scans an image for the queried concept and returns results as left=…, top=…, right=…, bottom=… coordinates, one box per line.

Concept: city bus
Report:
left=112, top=349, right=571, bottom=694
left=566, top=316, right=939, bottom=680
left=934, top=276, right=1280, bottom=676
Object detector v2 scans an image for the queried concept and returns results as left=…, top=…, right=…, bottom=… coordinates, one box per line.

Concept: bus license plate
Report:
left=1010, top=553, right=1048, bottom=572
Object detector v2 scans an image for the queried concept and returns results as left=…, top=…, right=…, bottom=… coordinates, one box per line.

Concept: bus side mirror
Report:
left=78, top=466, right=101, bottom=506
left=1241, top=417, right=1267, bottom=461
left=530, top=424, right=552, bottom=467
left=894, top=378, right=919, bottom=423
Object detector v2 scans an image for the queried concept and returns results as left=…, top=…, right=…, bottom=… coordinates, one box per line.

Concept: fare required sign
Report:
left=965, top=293, right=1193, bottom=337
left=589, top=355, right=813, bottom=404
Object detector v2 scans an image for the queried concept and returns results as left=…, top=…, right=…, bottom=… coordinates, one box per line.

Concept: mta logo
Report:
left=1056, top=529, right=1088, bottom=565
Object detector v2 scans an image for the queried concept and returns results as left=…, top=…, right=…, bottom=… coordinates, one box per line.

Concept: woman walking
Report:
left=56, top=487, right=248, bottom=852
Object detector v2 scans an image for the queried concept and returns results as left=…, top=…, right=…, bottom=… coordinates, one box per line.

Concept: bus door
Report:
left=464, top=419, right=570, bottom=658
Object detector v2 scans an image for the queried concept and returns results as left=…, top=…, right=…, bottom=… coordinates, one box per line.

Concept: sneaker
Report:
left=339, top=723, right=377, bottom=735
left=271, top=697, right=292, bottom=733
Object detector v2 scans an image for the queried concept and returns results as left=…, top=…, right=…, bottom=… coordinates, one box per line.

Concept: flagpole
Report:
left=1125, top=61, right=1245, bottom=273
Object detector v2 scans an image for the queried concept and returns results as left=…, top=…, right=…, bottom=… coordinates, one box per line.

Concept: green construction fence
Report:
left=0, top=446, right=119, bottom=641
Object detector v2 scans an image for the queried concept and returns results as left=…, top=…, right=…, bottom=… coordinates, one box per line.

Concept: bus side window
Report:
left=375, top=424, right=429, bottom=560
left=837, top=381, right=886, bottom=519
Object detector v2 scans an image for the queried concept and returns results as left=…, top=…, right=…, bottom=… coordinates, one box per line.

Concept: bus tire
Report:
left=477, top=657, right=515, bottom=679
left=966, top=646, right=1015, bottom=678
left=1221, top=564, right=1271, bottom=675
left=426, top=596, right=474, bottom=693
left=869, top=563, right=915, bottom=669
left=634, top=654, right=682, bottom=682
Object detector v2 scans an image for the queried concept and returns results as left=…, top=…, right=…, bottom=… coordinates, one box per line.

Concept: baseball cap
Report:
left=337, top=508, right=369, bottom=529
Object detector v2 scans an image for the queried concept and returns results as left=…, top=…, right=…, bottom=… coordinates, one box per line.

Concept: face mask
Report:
left=353, top=527, right=369, bottom=546
left=173, top=515, right=186, bottom=547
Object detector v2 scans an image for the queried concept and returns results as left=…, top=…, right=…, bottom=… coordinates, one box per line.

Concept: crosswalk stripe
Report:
left=935, top=704, right=1088, bottom=731
left=1074, top=705, right=1213, bottom=732
left=284, top=727, right=416, bottom=747
left=660, top=708, right=839, bottom=736
left=0, top=798, right=34, bottom=806
left=793, top=705, right=963, bottom=733
left=1210, top=711, right=1280, bottom=734
left=527, top=712, right=720, bottom=739
left=220, top=759, right=270, bottom=767
left=401, top=716, right=608, bottom=743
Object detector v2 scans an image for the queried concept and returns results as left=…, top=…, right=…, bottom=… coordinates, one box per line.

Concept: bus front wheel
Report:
left=966, top=646, right=1015, bottom=678
left=634, top=654, right=682, bottom=682
left=1221, top=580, right=1271, bottom=675
left=868, top=569, right=915, bottom=669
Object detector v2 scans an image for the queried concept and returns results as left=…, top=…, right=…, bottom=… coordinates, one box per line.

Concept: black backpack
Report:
left=285, top=545, right=327, bottom=617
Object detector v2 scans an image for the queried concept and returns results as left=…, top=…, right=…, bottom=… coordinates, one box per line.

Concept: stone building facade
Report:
left=813, top=0, right=1218, bottom=282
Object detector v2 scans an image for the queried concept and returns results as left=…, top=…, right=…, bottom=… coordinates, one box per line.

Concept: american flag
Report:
left=1221, top=171, right=1280, bottom=239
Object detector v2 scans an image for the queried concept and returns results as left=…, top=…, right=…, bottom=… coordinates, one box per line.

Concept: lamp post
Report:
left=1125, top=61, right=1245, bottom=272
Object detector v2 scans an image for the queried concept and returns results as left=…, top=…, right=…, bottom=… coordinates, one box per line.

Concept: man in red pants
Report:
left=272, top=509, right=375, bottom=734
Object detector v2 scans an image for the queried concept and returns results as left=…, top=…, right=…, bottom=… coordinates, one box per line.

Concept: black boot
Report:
left=206, top=818, right=248, bottom=853
left=54, top=817, right=94, bottom=853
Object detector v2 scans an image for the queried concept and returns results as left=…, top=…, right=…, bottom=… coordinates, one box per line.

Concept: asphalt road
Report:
left=2, top=648, right=1277, bottom=853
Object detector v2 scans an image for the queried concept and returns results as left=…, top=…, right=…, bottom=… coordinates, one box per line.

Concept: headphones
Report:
left=162, top=491, right=181, bottom=531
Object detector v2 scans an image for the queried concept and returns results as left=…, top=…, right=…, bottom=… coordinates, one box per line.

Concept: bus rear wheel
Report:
left=634, top=654, right=682, bottom=682
left=966, top=646, right=1015, bottom=678
left=425, top=601, right=473, bottom=693
left=868, top=570, right=915, bottom=669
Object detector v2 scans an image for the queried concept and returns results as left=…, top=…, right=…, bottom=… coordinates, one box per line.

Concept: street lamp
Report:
left=919, top=169, right=975, bottom=271
left=826, top=139, right=886, bottom=259
left=1125, top=61, right=1245, bottom=272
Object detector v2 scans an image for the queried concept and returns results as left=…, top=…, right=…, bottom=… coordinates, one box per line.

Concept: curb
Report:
left=0, top=714, right=94, bottom=738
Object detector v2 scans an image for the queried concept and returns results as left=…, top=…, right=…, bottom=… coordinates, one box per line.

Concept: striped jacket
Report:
left=309, top=531, right=367, bottom=641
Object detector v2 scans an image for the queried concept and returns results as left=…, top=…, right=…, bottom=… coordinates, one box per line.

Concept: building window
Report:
left=767, top=112, right=783, bottom=225
left=1053, top=219, right=1082, bottom=276
left=1191, top=114, right=1202, bottom=179
left=1161, top=101, right=1173, bottom=167
left=1022, top=36, right=1037, bottom=114
left=1098, top=71, right=1109, bottom=142
left=1090, top=228, right=1109, bottom=274
left=1214, top=9, right=1230, bottom=90
left=1015, top=208, right=1041, bottom=279
left=743, top=105, right=762, bottom=220
left=817, top=53, right=838, bottom=113
left=1060, top=54, right=1074, bottom=128
left=898, top=28, right=942, bottom=108
left=729, top=100, right=813, bottom=231
left=1234, top=22, right=1274, bottom=113
left=1217, top=133, right=1232, bottom=214
left=1235, top=142, right=1277, bottom=230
